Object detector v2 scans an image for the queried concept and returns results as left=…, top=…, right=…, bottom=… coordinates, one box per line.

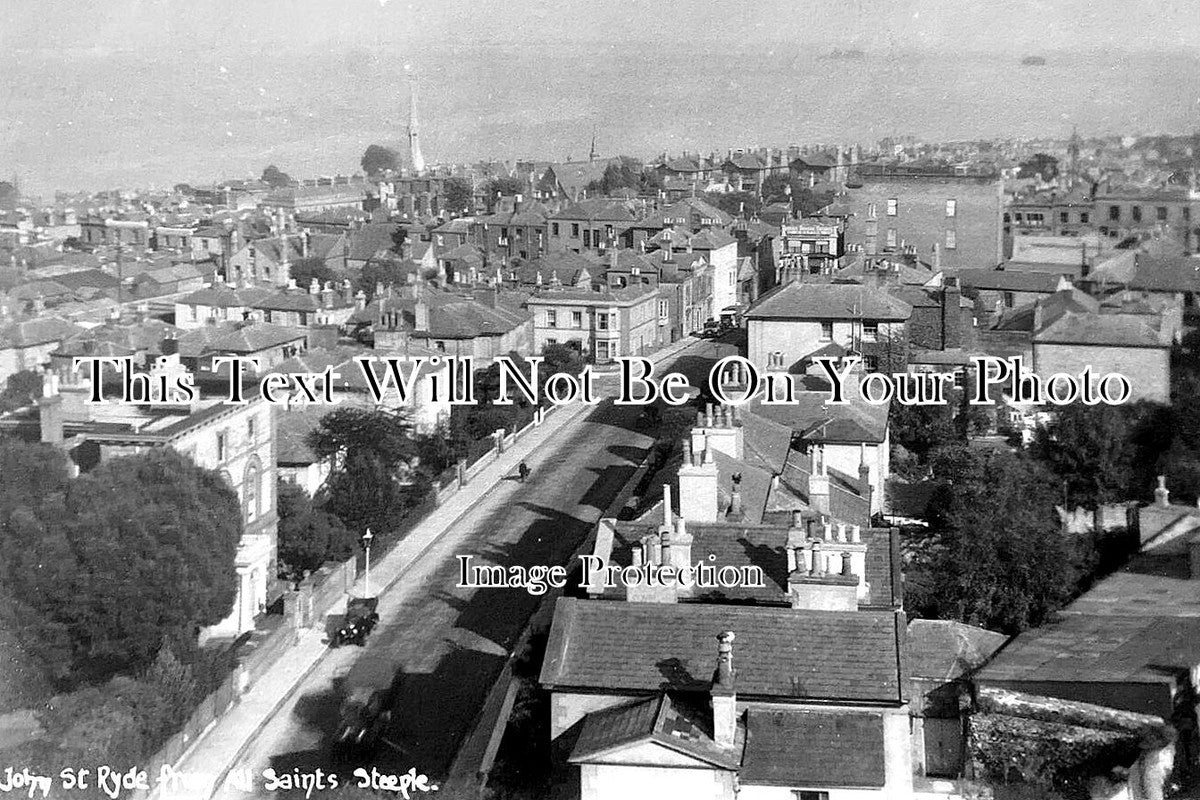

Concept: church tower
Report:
left=407, top=68, right=426, bottom=174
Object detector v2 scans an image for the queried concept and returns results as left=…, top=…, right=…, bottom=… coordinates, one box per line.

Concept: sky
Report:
left=2, top=0, right=1199, bottom=55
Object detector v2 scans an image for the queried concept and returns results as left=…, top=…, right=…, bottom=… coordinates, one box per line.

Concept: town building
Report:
left=524, top=282, right=660, bottom=362
left=746, top=281, right=912, bottom=373
left=842, top=170, right=1005, bottom=270
left=548, top=199, right=638, bottom=255
left=0, top=364, right=280, bottom=639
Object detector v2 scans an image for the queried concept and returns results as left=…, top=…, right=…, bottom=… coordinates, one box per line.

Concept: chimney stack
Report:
left=415, top=296, right=430, bottom=332
left=1154, top=476, right=1170, bottom=507
left=808, top=444, right=830, bottom=515
left=711, top=632, right=737, bottom=749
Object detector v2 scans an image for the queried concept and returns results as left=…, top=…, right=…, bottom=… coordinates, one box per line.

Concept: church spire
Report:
left=589, top=127, right=598, bottom=162
left=406, top=66, right=426, bottom=174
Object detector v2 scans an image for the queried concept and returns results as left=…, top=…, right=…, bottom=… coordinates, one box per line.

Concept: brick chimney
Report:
left=942, top=276, right=962, bottom=349
left=309, top=277, right=320, bottom=296
left=414, top=296, right=430, bottom=332
left=710, top=632, right=737, bottom=749
left=678, top=434, right=719, bottom=522
left=37, top=373, right=63, bottom=444
left=321, top=281, right=335, bottom=309
left=808, top=444, right=830, bottom=515
left=787, top=539, right=859, bottom=611
left=696, top=403, right=743, bottom=460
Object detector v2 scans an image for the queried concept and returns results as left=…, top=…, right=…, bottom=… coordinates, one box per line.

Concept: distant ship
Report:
left=1020, top=55, right=1047, bottom=66
left=823, top=48, right=867, bottom=60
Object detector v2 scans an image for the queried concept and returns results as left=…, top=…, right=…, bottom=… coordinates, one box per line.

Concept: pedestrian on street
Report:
left=518, top=461, right=530, bottom=483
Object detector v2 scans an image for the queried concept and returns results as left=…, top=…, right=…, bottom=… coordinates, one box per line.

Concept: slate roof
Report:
left=549, top=198, right=637, bottom=223
left=569, top=694, right=741, bottom=770
left=958, top=269, right=1066, bottom=294
left=47, top=269, right=121, bottom=291
left=1127, top=253, right=1200, bottom=294
left=55, top=319, right=180, bottom=358
left=352, top=288, right=531, bottom=339
left=725, top=153, right=770, bottom=171
left=741, top=709, right=886, bottom=788
left=177, top=323, right=305, bottom=357
left=1033, top=311, right=1170, bottom=348
left=347, top=223, right=403, bottom=262
left=906, top=620, right=1008, bottom=682
left=546, top=159, right=622, bottom=199
left=0, top=316, right=85, bottom=349
left=275, top=405, right=330, bottom=466
left=517, top=251, right=596, bottom=288
left=539, top=598, right=905, bottom=703
left=635, top=198, right=732, bottom=231
left=976, top=614, right=1200, bottom=685
left=746, top=282, right=912, bottom=321
left=743, top=388, right=890, bottom=445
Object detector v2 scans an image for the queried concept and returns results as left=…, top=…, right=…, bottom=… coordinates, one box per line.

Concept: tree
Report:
left=442, top=176, right=475, bottom=215
left=361, top=144, right=400, bottom=177
left=1017, top=153, right=1059, bottom=181
left=0, top=444, right=240, bottom=683
left=485, top=175, right=527, bottom=198
left=288, top=255, right=340, bottom=288
left=260, top=165, right=292, bottom=188
left=889, top=402, right=961, bottom=464
left=0, top=369, right=42, bottom=414
left=0, top=180, right=17, bottom=210
left=308, top=408, right=420, bottom=537
left=761, top=174, right=791, bottom=204
left=276, top=481, right=354, bottom=579
left=908, top=449, right=1076, bottom=634
left=1032, top=403, right=1139, bottom=507
left=792, top=185, right=836, bottom=217
left=702, top=190, right=760, bottom=219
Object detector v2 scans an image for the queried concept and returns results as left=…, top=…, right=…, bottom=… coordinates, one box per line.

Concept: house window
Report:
left=945, top=199, right=957, bottom=217
left=552, top=223, right=560, bottom=236
left=1184, top=207, right=1191, bottom=222
left=598, top=313, right=611, bottom=331
left=216, top=431, right=227, bottom=462
left=1157, top=206, right=1168, bottom=221
left=862, top=321, right=879, bottom=340
left=572, top=311, right=583, bottom=327
left=583, top=229, right=592, bottom=248
left=1132, top=206, right=1143, bottom=223
left=945, top=229, right=957, bottom=249
left=435, top=341, right=446, bottom=352
left=546, top=337, right=558, bottom=346
left=886, top=228, right=897, bottom=248
left=862, top=354, right=879, bottom=371
left=244, top=459, right=260, bottom=522
left=247, top=416, right=256, bottom=442
left=1003, top=291, right=1015, bottom=307
left=571, top=223, right=580, bottom=237
left=1059, top=212, right=1069, bottom=224
left=1080, top=212, right=1090, bottom=224
left=1108, top=205, right=1120, bottom=222
left=595, top=340, right=609, bottom=360
left=190, top=305, right=198, bottom=321
left=1013, top=212, right=1024, bottom=223
left=886, top=198, right=898, bottom=216
left=820, top=321, right=833, bottom=341
left=546, top=310, right=557, bottom=328
left=866, top=202, right=877, bottom=219
left=792, top=791, right=829, bottom=800
left=298, top=312, right=308, bottom=325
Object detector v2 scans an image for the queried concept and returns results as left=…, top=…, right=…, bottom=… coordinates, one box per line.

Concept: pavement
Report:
left=156, top=337, right=703, bottom=800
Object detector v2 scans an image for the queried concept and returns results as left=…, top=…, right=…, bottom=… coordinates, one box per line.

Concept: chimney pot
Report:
left=1154, top=475, right=1171, bottom=507
left=841, top=551, right=854, bottom=577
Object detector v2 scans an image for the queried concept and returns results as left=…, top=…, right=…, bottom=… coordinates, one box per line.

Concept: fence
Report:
left=134, top=398, right=564, bottom=797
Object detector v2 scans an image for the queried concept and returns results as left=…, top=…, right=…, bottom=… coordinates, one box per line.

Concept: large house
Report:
left=548, top=200, right=638, bottom=255
left=842, top=170, right=1004, bottom=270
left=524, top=283, right=661, bottom=363
left=1, top=362, right=280, bottom=639
left=745, top=282, right=913, bottom=373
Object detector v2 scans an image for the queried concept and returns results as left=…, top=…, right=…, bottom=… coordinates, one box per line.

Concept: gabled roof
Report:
left=549, top=198, right=637, bottom=223
left=958, top=269, right=1065, bottom=294
left=906, top=619, right=1008, bottom=682
left=743, top=384, right=890, bottom=444
left=539, top=597, right=905, bottom=703
left=1033, top=311, right=1170, bottom=348
left=746, top=282, right=912, bottom=322
left=724, top=153, right=770, bottom=171
left=346, top=223, right=403, bottom=262
left=1126, top=253, right=1200, bottom=294
left=569, top=694, right=740, bottom=770
left=0, top=316, right=86, bottom=349
left=178, top=322, right=305, bottom=356
left=545, top=159, right=622, bottom=198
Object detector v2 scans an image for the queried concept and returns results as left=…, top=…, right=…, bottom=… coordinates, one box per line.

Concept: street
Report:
left=210, top=336, right=737, bottom=799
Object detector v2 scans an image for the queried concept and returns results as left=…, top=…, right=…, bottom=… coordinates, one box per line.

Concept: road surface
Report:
left=211, top=336, right=736, bottom=799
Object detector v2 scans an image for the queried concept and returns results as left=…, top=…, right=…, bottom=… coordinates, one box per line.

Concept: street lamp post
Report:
left=362, top=529, right=375, bottom=596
